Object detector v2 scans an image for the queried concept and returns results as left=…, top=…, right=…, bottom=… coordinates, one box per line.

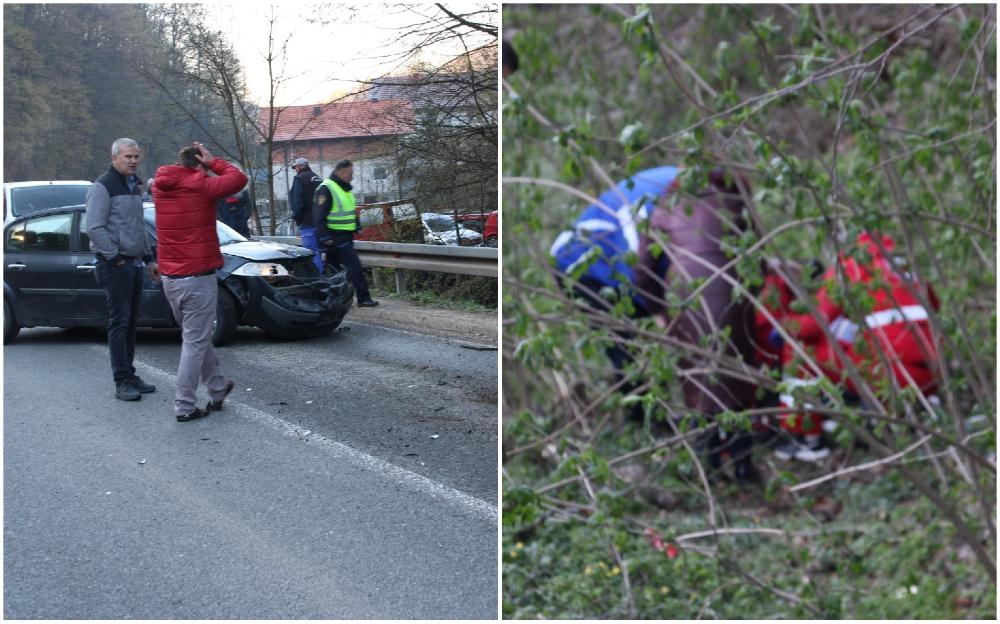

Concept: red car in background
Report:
left=455, top=211, right=491, bottom=232
left=355, top=200, right=421, bottom=242
left=482, top=210, right=497, bottom=247
left=350, top=201, right=497, bottom=246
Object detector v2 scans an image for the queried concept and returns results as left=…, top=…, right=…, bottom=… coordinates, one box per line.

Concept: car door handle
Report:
left=6, top=263, right=25, bottom=271
left=76, top=265, right=96, bottom=271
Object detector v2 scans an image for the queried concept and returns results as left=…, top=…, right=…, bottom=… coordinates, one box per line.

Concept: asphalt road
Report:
left=3, top=319, right=498, bottom=619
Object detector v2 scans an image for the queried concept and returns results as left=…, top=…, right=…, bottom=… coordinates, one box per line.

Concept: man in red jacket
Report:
left=153, top=142, right=248, bottom=422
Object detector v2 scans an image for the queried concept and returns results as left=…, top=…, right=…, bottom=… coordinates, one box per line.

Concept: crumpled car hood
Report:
left=220, top=241, right=314, bottom=261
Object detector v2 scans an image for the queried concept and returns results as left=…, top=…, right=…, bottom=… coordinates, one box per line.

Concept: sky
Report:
left=206, top=2, right=496, bottom=107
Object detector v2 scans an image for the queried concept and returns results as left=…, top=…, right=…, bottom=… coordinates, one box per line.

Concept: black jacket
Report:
left=289, top=166, right=322, bottom=225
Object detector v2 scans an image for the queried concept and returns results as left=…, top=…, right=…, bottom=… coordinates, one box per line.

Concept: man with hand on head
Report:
left=152, top=142, right=247, bottom=422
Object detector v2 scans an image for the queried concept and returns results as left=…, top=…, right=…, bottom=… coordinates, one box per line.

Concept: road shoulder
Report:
left=347, top=297, right=497, bottom=347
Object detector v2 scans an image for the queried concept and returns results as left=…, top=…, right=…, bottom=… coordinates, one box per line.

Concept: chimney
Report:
left=312, top=106, right=322, bottom=116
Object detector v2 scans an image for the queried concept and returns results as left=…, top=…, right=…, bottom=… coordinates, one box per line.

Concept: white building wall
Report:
left=269, top=155, right=400, bottom=204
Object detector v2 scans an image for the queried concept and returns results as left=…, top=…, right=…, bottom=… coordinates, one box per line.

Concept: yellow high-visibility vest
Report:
left=316, top=179, right=356, bottom=231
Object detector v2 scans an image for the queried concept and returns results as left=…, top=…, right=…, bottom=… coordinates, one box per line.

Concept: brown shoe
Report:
left=176, top=407, right=208, bottom=423
left=206, top=379, right=236, bottom=412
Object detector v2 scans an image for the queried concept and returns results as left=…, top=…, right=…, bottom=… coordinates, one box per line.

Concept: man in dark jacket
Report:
left=153, top=142, right=247, bottom=422
left=85, top=137, right=160, bottom=401
left=313, top=159, right=378, bottom=307
left=288, top=157, right=323, bottom=270
left=216, top=188, right=250, bottom=237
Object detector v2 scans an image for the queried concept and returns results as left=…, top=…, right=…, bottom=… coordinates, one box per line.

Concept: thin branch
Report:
left=789, top=435, right=934, bottom=493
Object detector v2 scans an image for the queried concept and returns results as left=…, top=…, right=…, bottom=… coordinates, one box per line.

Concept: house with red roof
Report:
left=259, top=98, right=414, bottom=205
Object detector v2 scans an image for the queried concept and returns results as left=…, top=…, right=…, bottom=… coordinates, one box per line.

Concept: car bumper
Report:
left=242, top=273, right=354, bottom=336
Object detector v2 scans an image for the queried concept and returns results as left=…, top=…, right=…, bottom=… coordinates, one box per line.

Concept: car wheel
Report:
left=212, top=287, right=239, bottom=347
left=4, top=299, right=19, bottom=344
left=484, top=236, right=498, bottom=248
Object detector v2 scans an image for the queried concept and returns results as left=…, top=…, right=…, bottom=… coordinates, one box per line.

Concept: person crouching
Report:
left=776, top=232, right=940, bottom=461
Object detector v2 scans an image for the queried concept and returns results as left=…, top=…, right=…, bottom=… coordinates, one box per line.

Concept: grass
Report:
left=368, top=267, right=497, bottom=311
left=371, top=286, right=496, bottom=313
left=503, top=445, right=996, bottom=619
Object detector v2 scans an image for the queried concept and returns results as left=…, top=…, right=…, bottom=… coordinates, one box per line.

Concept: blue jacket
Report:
left=551, top=166, right=678, bottom=302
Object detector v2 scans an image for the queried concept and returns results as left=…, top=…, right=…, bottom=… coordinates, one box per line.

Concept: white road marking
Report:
left=93, top=345, right=498, bottom=526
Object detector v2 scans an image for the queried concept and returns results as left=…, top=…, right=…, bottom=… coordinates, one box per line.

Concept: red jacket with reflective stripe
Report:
left=753, top=272, right=794, bottom=367
left=152, top=159, right=248, bottom=276
left=783, top=233, right=940, bottom=391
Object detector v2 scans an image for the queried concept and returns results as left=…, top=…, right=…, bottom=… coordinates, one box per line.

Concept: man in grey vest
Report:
left=86, top=137, right=160, bottom=401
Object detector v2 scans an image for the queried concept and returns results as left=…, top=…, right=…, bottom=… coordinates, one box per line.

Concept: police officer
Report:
left=289, top=157, right=323, bottom=270
left=313, top=159, right=379, bottom=307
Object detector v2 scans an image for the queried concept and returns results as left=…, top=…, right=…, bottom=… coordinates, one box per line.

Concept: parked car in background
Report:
left=482, top=211, right=498, bottom=247
left=455, top=211, right=491, bottom=234
left=421, top=212, right=483, bottom=246
left=3, top=204, right=354, bottom=346
left=3, top=180, right=92, bottom=225
left=356, top=200, right=421, bottom=242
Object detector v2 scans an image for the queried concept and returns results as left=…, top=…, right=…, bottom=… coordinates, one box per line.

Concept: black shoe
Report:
left=206, top=379, right=235, bottom=412
left=357, top=299, right=379, bottom=307
left=115, top=381, right=141, bottom=401
left=176, top=407, right=208, bottom=423
left=127, top=375, right=156, bottom=393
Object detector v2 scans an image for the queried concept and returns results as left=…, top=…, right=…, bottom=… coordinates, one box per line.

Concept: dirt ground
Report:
left=347, top=297, right=498, bottom=348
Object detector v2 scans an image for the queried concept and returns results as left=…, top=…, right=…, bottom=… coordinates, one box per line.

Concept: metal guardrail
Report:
left=257, top=236, right=497, bottom=292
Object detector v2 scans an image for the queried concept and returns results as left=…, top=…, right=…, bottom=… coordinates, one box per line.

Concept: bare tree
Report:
left=349, top=4, right=498, bottom=234
left=138, top=4, right=323, bottom=235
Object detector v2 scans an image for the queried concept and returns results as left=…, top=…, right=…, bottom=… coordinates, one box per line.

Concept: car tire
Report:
left=212, top=287, right=239, bottom=347
left=4, top=299, right=19, bottom=344
left=484, top=236, right=498, bottom=248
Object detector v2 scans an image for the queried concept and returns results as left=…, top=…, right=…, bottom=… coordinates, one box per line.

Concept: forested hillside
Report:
left=4, top=4, right=258, bottom=184
left=502, top=4, right=995, bottom=619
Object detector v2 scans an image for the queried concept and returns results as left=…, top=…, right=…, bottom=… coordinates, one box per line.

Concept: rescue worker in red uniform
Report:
left=775, top=232, right=940, bottom=461
left=752, top=270, right=795, bottom=370
left=749, top=267, right=798, bottom=440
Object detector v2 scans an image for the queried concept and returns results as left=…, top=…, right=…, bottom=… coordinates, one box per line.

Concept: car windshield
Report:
left=9, top=184, right=91, bottom=218
left=143, top=207, right=248, bottom=245
left=424, top=215, right=457, bottom=232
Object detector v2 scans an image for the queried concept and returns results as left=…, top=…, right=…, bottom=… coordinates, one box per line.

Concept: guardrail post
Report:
left=394, top=268, right=407, bottom=294
left=371, top=268, right=383, bottom=291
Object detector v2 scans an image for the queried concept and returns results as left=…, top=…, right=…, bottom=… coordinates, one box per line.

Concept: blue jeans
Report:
left=299, top=226, right=323, bottom=271
left=95, top=259, right=144, bottom=383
